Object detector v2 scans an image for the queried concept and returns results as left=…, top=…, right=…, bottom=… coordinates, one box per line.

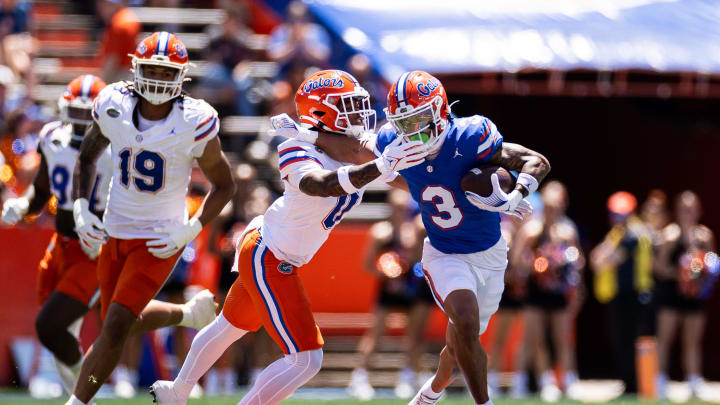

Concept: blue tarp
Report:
left=306, top=0, right=720, bottom=81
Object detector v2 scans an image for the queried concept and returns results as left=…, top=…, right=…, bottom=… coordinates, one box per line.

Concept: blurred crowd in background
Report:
left=0, top=0, right=717, bottom=402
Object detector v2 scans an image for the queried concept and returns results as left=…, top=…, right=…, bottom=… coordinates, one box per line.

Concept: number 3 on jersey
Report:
left=119, top=148, right=165, bottom=193
left=422, top=185, right=464, bottom=229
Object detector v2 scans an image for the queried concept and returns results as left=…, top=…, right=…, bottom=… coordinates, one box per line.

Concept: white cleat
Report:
left=408, top=375, right=443, bottom=405
left=408, top=391, right=443, bottom=405
left=114, top=379, right=136, bottom=398
left=347, top=368, right=375, bottom=400
left=509, top=371, right=528, bottom=399
left=181, top=289, right=217, bottom=330
left=395, top=368, right=416, bottom=398
left=150, top=380, right=186, bottom=405
left=541, top=383, right=562, bottom=402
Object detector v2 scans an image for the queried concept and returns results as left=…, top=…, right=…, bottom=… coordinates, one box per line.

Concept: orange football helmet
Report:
left=385, top=71, right=449, bottom=154
left=295, top=69, right=375, bottom=136
left=131, top=31, right=189, bottom=105
left=58, top=74, right=107, bottom=127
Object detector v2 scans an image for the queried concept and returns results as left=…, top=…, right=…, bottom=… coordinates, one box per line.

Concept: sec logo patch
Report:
left=278, top=262, right=293, bottom=274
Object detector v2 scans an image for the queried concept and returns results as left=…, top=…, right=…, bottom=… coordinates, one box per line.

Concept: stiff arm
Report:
left=301, top=133, right=408, bottom=194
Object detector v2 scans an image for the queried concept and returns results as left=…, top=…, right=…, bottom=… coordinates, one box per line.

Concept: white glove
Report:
left=268, top=113, right=318, bottom=144
left=464, top=173, right=534, bottom=219
left=2, top=197, right=29, bottom=224
left=146, top=217, right=203, bottom=259
left=79, top=239, right=101, bottom=260
left=73, top=198, right=107, bottom=253
left=374, top=137, right=429, bottom=174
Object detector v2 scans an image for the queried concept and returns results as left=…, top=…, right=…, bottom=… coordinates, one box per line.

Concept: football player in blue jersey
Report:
left=269, top=70, right=550, bottom=405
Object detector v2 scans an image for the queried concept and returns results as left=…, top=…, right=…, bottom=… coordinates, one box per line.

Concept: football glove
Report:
left=465, top=173, right=533, bottom=219
left=146, top=217, right=203, bottom=259
left=73, top=198, right=108, bottom=254
left=268, top=113, right=318, bottom=144
left=374, top=137, right=428, bottom=174
left=1, top=197, right=29, bottom=225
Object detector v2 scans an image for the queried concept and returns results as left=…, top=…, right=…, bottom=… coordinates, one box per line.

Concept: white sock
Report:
left=238, top=349, right=323, bottom=405
left=173, top=313, right=247, bottom=398
left=418, top=375, right=443, bottom=400
left=477, top=400, right=493, bottom=405
left=55, top=357, right=82, bottom=395
left=65, top=394, right=87, bottom=405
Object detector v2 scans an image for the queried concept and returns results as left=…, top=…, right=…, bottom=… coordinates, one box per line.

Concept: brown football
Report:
left=461, top=165, right=514, bottom=197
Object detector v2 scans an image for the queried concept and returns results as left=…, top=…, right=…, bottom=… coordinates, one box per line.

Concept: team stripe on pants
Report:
left=251, top=238, right=300, bottom=353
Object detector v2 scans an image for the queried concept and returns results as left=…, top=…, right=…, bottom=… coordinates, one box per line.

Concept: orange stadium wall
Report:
left=0, top=224, right=456, bottom=385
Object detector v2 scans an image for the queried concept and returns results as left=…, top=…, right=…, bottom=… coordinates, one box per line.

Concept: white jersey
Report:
left=92, top=82, right=219, bottom=239
left=251, top=139, right=371, bottom=267
left=38, top=121, right=112, bottom=212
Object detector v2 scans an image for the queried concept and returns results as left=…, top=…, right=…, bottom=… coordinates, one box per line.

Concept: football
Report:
left=461, top=165, right=515, bottom=197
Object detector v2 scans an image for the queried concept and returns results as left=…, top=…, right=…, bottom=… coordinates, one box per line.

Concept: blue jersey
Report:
left=375, top=115, right=504, bottom=254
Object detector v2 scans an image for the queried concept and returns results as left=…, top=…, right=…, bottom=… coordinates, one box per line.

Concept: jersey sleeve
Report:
left=37, top=121, right=62, bottom=155
left=277, top=140, right=324, bottom=189
left=91, top=84, right=121, bottom=142
left=373, top=123, right=398, bottom=157
left=472, top=115, right=503, bottom=163
left=190, top=100, right=220, bottom=158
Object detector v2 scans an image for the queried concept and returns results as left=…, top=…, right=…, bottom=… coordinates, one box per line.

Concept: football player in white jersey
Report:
left=1, top=75, right=111, bottom=396
left=65, top=32, right=236, bottom=405
left=149, top=69, right=427, bottom=405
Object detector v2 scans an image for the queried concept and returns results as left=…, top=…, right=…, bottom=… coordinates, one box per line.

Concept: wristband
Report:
left=376, top=170, right=398, bottom=183
left=374, top=157, right=390, bottom=175
left=516, top=173, right=539, bottom=195
left=337, top=166, right=359, bottom=194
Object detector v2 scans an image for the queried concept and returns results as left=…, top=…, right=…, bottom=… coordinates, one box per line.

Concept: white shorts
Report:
left=421, top=237, right=508, bottom=334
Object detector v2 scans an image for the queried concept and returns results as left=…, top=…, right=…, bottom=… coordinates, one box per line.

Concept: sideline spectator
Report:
left=195, top=3, right=255, bottom=116
left=0, top=0, right=35, bottom=82
left=96, top=0, right=140, bottom=83
left=267, top=1, right=330, bottom=74
left=346, top=53, right=387, bottom=119
left=509, top=181, right=584, bottom=401
left=590, top=191, right=653, bottom=395
left=488, top=213, right=527, bottom=399
left=654, top=191, right=717, bottom=399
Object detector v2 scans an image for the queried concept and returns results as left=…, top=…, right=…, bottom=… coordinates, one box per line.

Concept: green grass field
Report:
left=0, top=393, right=713, bottom=405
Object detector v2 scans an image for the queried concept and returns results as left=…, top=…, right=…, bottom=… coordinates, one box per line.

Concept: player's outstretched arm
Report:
left=1, top=153, right=51, bottom=224
left=298, top=138, right=427, bottom=198
left=314, top=132, right=378, bottom=165
left=299, top=162, right=383, bottom=198
left=193, top=137, right=236, bottom=226
left=487, top=142, right=551, bottom=197
left=268, top=113, right=376, bottom=164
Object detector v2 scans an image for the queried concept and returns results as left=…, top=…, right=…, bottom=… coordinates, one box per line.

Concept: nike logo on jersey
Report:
left=454, top=148, right=463, bottom=158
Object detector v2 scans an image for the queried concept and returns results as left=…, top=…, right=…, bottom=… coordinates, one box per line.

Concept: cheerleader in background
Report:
left=655, top=191, right=718, bottom=399
left=510, top=181, right=584, bottom=402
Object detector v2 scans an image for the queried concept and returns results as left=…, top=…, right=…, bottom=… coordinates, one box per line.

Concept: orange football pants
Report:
left=96, top=237, right=181, bottom=320
left=37, top=233, right=99, bottom=306
left=223, top=229, right=323, bottom=354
